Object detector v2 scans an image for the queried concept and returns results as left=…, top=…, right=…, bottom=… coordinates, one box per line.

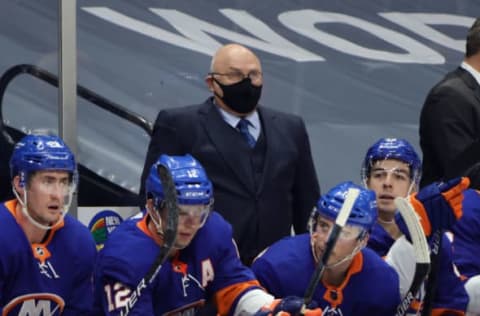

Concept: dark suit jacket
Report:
left=0, top=125, right=14, bottom=201
left=420, top=67, right=480, bottom=188
left=140, top=97, right=320, bottom=264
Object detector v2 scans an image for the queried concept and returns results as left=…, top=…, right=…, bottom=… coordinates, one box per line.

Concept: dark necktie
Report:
left=237, top=118, right=256, bottom=148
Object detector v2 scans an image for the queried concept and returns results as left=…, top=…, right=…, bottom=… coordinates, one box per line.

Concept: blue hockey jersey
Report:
left=0, top=200, right=97, bottom=315
left=93, top=211, right=263, bottom=315
left=252, top=234, right=400, bottom=315
left=450, top=189, right=480, bottom=278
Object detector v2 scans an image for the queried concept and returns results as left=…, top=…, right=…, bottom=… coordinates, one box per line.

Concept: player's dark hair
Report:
left=466, top=18, right=480, bottom=57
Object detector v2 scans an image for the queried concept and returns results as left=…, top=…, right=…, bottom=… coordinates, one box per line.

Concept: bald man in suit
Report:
left=140, top=43, right=320, bottom=266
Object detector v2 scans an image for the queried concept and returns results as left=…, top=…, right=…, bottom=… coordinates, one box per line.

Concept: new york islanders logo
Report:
left=3, top=293, right=65, bottom=316
left=322, top=306, right=344, bottom=316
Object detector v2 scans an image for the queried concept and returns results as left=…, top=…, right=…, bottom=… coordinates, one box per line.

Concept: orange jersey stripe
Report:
left=5, top=199, right=64, bottom=263
left=322, top=251, right=363, bottom=307
left=440, top=177, right=469, bottom=220
left=215, top=280, right=262, bottom=316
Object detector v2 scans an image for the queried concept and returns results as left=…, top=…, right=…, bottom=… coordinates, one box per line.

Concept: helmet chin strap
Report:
left=149, top=206, right=164, bottom=237
left=325, top=243, right=364, bottom=269
left=406, top=181, right=416, bottom=196
left=310, top=237, right=365, bottom=270
left=148, top=206, right=185, bottom=250
left=12, top=186, right=72, bottom=231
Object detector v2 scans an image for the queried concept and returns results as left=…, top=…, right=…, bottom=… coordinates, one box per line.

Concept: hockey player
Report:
left=0, top=134, right=97, bottom=315
left=449, top=189, right=480, bottom=315
left=362, top=137, right=469, bottom=315
left=411, top=171, right=480, bottom=315
left=252, top=181, right=402, bottom=315
left=93, top=154, right=322, bottom=315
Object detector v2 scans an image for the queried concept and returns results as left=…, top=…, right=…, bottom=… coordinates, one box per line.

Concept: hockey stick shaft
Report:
left=394, top=197, right=431, bottom=316
left=421, top=229, right=442, bottom=316
left=120, top=164, right=179, bottom=316
left=301, top=188, right=360, bottom=310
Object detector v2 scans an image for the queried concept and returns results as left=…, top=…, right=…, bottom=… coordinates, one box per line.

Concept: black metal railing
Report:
left=0, top=64, right=153, bottom=137
left=0, top=64, right=152, bottom=205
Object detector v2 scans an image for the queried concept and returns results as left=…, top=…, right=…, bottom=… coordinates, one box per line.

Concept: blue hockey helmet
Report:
left=9, top=134, right=77, bottom=186
left=313, top=181, right=377, bottom=231
left=361, top=138, right=421, bottom=186
left=145, top=154, right=213, bottom=206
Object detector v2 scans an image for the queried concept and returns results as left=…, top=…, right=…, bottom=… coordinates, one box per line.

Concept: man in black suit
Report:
left=140, top=43, right=320, bottom=265
left=420, top=18, right=480, bottom=188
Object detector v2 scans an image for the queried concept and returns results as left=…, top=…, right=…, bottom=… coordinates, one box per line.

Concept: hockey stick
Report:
left=301, top=188, right=360, bottom=312
left=394, top=197, right=431, bottom=316
left=120, top=164, right=179, bottom=316
left=420, top=229, right=442, bottom=316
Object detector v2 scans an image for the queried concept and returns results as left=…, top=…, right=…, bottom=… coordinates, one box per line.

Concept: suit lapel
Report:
left=199, top=100, right=255, bottom=194
left=255, top=107, right=275, bottom=195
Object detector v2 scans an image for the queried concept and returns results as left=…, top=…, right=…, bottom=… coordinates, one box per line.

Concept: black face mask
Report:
left=213, top=77, right=262, bottom=114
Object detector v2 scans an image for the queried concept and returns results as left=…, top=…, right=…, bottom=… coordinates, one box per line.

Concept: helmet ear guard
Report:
left=146, top=192, right=166, bottom=211
left=356, top=229, right=368, bottom=241
left=18, top=171, right=27, bottom=188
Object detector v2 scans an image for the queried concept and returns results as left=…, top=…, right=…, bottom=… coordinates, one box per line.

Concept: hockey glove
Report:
left=409, top=177, right=469, bottom=236
left=254, top=296, right=322, bottom=316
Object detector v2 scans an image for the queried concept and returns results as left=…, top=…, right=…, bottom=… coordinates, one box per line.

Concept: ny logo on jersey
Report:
left=38, top=260, right=60, bottom=279
left=3, top=293, right=65, bottom=316
left=181, top=274, right=204, bottom=297
left=172, top=258, right=214, bottom=297
left=322, top=306, right=344, bottom=316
